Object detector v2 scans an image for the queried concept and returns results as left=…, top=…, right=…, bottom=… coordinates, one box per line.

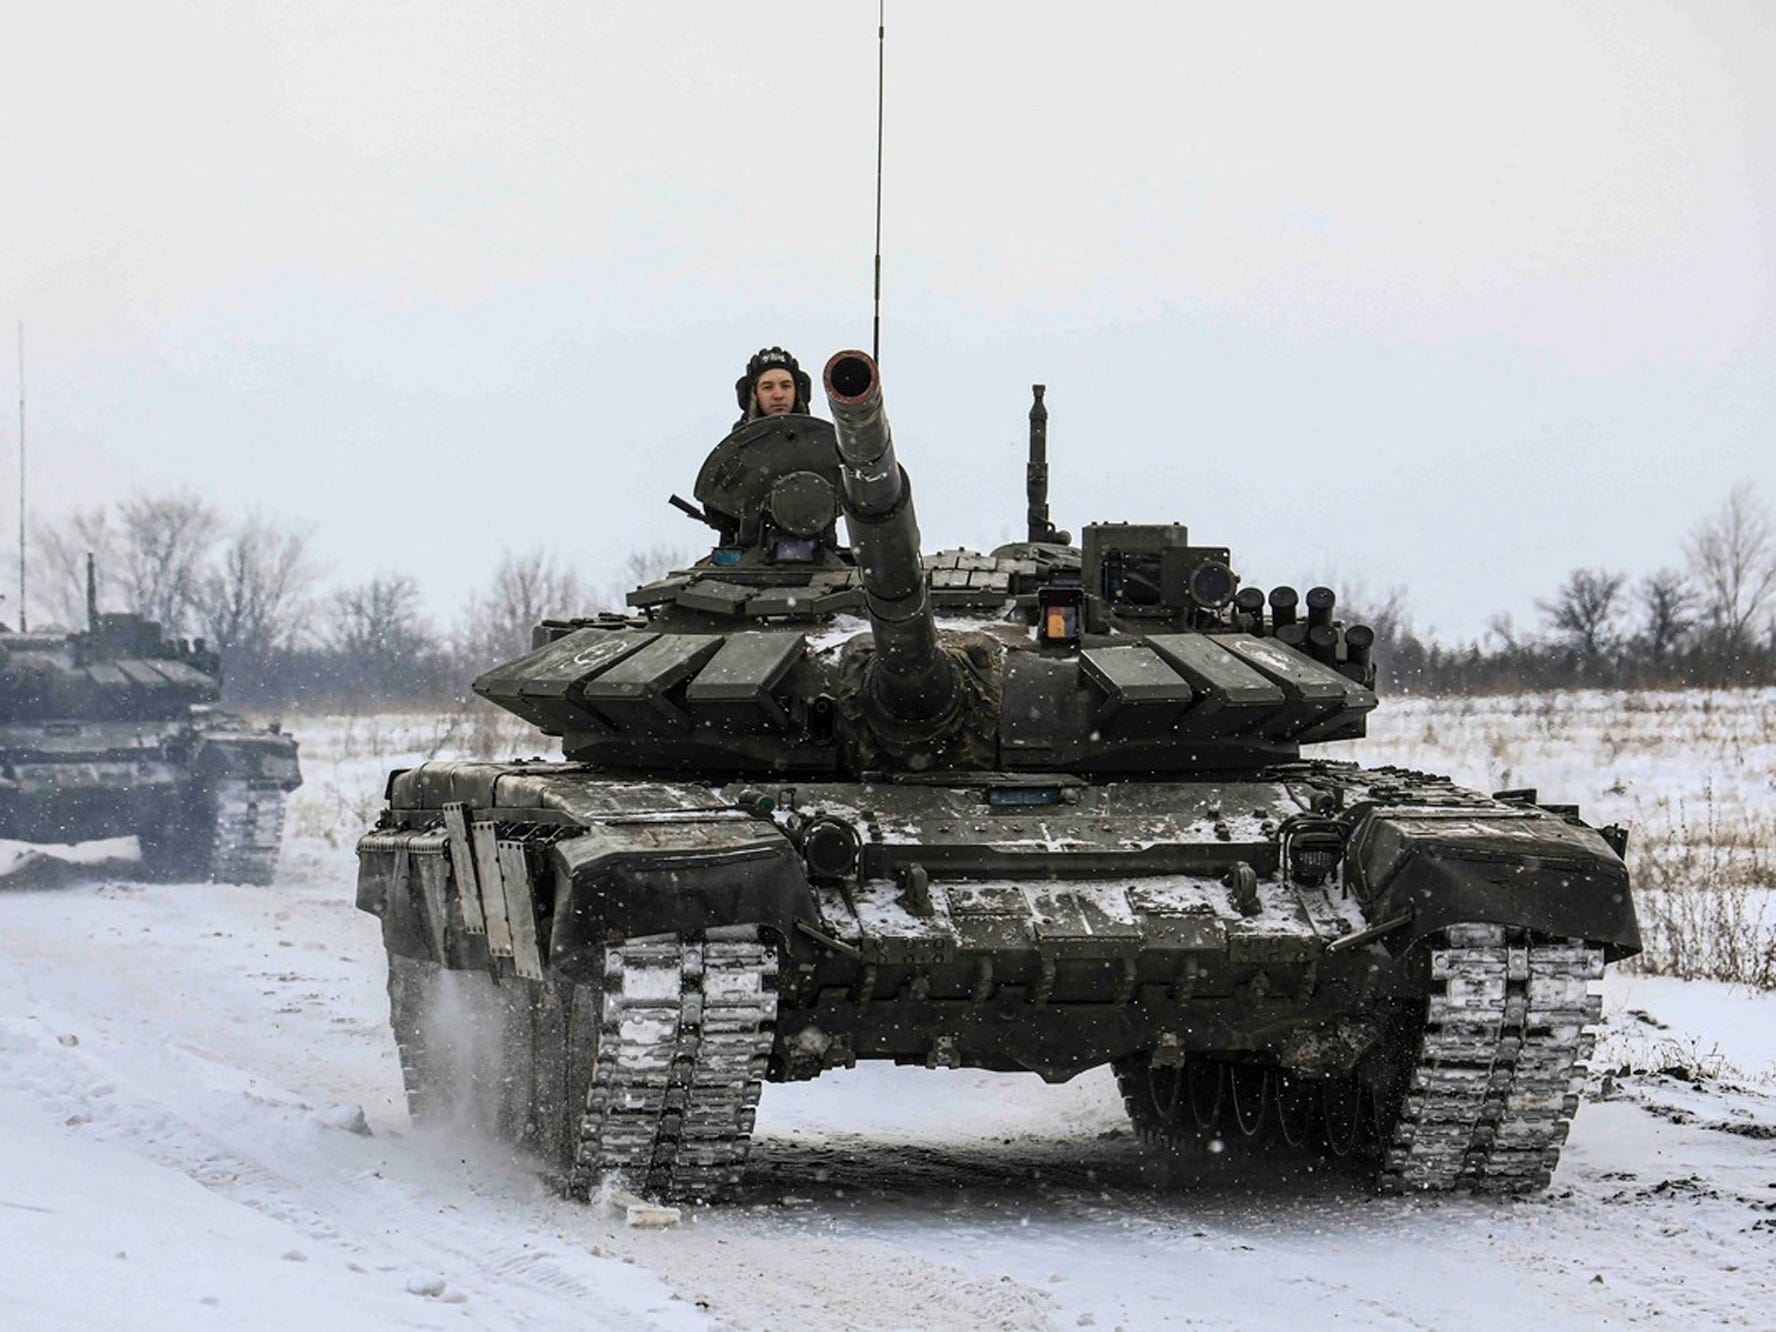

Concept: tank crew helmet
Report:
left=734, top=346, right=813, bottom=422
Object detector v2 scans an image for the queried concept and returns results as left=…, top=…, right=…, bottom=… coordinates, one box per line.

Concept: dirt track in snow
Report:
left=3, top=703, right=1775, bottom=1329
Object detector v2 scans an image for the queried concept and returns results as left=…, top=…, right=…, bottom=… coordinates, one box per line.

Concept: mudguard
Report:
left=192, top=730, right=304, bottom=788
left=1346, top=805, right=1640, bottom=960
left=360, top=762, right=819, bottom=982
left=548, top=819, right=814, bottom=978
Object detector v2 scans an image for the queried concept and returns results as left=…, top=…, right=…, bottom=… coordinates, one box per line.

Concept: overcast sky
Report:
left=2, top=0, right=1771, bottom=643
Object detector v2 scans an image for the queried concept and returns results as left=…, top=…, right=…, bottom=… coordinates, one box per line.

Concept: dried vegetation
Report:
left=1328, top=688, right=1776, bottom=989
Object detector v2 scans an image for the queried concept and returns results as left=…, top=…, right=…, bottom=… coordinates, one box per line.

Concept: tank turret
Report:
left=472, top=349, right=1387, bottom=776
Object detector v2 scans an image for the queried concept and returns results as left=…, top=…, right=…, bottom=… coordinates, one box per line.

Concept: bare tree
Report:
left=1484, top=611, right=1522, bottom=654
left=1334, top=582, right=1427, bottom=686
left=1686, top=481, right=1776, bottom=652
left=1636, top=567, right=1697, bottom=664
left=598, top=543, right=695, bottom=611
left=31, top=505, right=119, bottom=627
left=456, top=547, right=587, bottom=664
left=328, top=573, right=428, bottom=657
left=1336, top=583, right=1411, bottom=649
left=197, top=514, right=318, bottom=665
left=1538, top=568, right=1627, bottom=661
left=326, top=573, right=439, bottom=700
left=624, top=544, right=693, bottom=587
left=116, top=492, right=221, bottom=634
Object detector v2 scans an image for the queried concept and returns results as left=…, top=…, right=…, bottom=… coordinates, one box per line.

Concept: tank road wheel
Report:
left=1112, top=1058, right=1190, bottom=1146
left=1118, top=1053, right=1273, bottom=1150
left=1145, top=1064, right=1184, bottom=1127
left=567, top=928, right=778, bottom=1204
left=1321, top=1076, right=1365, bottom=1158
left=1112, top=929, right=1603, bottom=1195
left=1187, top=1056, right=1225, bottom=1130
left=1229, top=1065, right=1270, bottom=1138
left=1273, top=1072, right=1319, bottom=1148
left=1120, top=1054, right=1393, bottom=1181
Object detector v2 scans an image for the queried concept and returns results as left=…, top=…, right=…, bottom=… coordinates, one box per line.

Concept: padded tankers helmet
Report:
left=734, top=346, right=813, bottom=422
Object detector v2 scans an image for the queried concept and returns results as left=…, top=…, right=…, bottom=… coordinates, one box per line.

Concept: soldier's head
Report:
left=735, top=346, right=811, bottom=421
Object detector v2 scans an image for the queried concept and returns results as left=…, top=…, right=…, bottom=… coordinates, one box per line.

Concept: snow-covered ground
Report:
left=3, top=696, right=1774, bottom=1330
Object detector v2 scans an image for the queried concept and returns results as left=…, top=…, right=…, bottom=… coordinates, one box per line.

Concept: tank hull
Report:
left=0, top=760, right=187, bottom=842
left=357, top=758, right=1633, bottom=1199
left=0, top=718, right=302, bottom=884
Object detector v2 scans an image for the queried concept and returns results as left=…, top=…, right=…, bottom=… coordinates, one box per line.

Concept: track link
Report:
left=208, top=778, right=287, bottom=885
left=1378, top=924, right=1603, bottom=1194
left=571, top=930, right=778, bottom=1202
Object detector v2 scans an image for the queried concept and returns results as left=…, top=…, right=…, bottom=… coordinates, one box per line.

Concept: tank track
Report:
left=207, top=778, right=287, bottom=885
left=569, top=930, right=778, bottom=1203
left=386, top=955, right=441, bottom=1120
left=1378, top=923, right=1603, bottom=1194
left=1115, top=925, right=1604, bottom=1194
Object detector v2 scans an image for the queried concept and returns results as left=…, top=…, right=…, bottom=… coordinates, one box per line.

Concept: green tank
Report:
left=1, top=563, right=302, bottom=884
left=356, top=351, right=1639, bottom=1201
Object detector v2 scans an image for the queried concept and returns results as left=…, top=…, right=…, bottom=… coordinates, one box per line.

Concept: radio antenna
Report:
left=15, top=321, right=24, bottom=632
left=871, top=1, right=885, bottom=364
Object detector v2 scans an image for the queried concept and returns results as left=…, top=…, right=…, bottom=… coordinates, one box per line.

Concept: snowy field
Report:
left=3, top=693, right=1774, bottom=1331
left=1325, top=688, right=1776, bottom=988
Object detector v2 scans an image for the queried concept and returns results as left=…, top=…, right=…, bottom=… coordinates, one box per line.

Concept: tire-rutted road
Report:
left=3, top=708, right=1773, bottom=1330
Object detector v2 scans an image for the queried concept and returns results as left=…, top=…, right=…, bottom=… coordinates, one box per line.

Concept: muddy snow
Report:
left=3, top=695, right=1773, bottom=1330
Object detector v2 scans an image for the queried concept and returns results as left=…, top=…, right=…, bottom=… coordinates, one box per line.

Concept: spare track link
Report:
left=208, top=777, right=286, bottom=885
left=571, top=931, right=778, bottom=1203
left=1379, top=923, right=1604, bottom=1194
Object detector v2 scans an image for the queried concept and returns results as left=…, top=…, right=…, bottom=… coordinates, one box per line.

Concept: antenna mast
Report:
left=1026, top=384, right=1068, bottom=545
left=16, top=322, right=24, bottom=632
left=871, top=1, right=885, bottom=364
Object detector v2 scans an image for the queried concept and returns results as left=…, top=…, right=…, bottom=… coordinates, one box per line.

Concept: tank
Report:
left=355, top=350, right=1639, bottom=1201
left=0, top=562, right=303, bottom=885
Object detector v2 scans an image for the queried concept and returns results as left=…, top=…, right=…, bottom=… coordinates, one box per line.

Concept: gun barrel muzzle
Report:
left=824, top=351, right=901, bottom=519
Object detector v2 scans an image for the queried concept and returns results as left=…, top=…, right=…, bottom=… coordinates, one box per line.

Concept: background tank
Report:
left=356, top=351, right=1638, bottom=1202
left=1, top=562, right=302, bottom=885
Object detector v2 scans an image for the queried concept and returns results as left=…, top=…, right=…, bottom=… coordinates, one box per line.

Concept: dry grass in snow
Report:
left=282, top=687, right=1776, bottom=988
left=1327, top=687, right=1776, bottom=989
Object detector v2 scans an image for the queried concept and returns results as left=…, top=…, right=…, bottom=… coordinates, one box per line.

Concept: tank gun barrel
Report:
left=822, top=350, right=959, bottom=731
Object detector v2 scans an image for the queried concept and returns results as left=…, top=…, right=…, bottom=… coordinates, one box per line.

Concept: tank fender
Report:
left=1346, top=807, right=1641, bottom=961
left=546, top=815, right=817, bottom=981
left=357, top=829, right=460, bottom=965
left=190, top=731, right=304, bottom=789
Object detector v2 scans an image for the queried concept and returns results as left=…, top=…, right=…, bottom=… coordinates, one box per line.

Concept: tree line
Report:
left=1356, top=482, right=1776, bottom=692
left=11, top=491, right=689, bottom=709
left=10, top=482, right=1774, bottom=709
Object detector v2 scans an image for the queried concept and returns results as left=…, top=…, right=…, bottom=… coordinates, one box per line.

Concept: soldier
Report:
left=733, top=346, right=812, bottom=427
